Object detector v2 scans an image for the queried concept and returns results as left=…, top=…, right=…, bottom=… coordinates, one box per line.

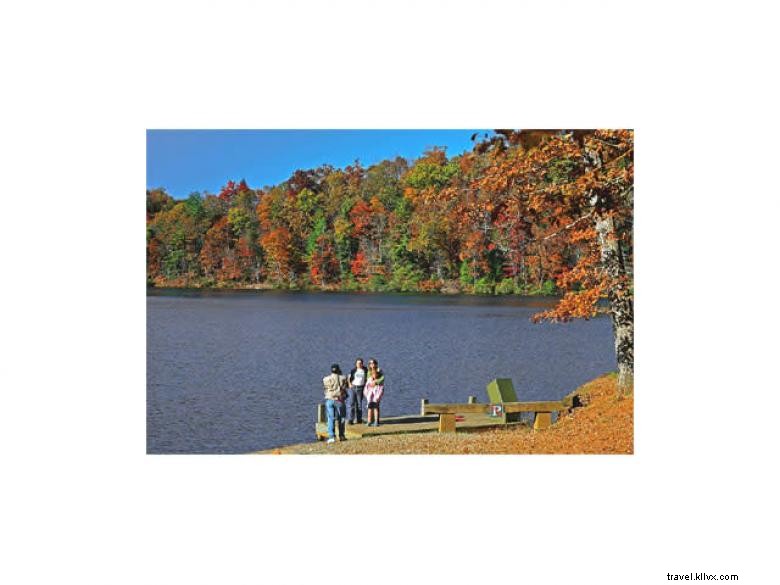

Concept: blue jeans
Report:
left=326, top=399, right=346, bottom=439
left=346, top=386, right=364, bottom=423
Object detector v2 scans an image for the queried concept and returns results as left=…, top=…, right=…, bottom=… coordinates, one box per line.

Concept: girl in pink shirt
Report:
left=363, top=358, right=384, bottom=427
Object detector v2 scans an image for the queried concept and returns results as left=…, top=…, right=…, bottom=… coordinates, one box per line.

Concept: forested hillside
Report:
left=147, top=130, right=633, bottom=306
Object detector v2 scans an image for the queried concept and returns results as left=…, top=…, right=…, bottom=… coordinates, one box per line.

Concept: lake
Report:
left=147, top=289, right=616, bottom=453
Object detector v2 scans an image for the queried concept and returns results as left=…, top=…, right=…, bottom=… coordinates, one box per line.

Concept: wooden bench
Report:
left=421, top=378, right=565, bottom=432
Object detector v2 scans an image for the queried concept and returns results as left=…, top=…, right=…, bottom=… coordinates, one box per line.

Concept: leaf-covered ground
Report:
left=262, top=373, right=633, bottom=455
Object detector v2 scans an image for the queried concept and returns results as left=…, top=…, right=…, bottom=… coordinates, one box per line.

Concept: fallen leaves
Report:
left=262, top=373, right=633, bottom=455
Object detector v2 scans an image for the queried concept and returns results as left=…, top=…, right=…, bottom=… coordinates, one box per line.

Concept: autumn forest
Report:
left=147, top=129, right=634, bottom=388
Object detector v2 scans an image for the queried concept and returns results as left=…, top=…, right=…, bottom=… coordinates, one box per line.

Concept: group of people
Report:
left=322, top=358, right=385, bottom=444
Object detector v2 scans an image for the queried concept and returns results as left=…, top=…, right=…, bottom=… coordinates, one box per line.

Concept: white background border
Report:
left=2, top=1, right=777, bottom=584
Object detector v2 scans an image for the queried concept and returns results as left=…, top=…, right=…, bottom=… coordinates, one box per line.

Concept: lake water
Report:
left=147, top=289, right=616, bottom=453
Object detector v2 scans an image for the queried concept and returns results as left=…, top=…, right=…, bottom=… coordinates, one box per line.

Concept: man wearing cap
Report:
left=323, top=364, right=348, bottom=444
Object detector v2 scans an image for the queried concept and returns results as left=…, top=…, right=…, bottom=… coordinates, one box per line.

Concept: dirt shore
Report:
left=259, top=373, right=633, bottom=455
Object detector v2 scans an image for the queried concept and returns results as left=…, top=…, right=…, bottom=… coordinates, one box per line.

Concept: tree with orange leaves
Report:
left=260, top=227, right=294, bottom=284
left=199, top=216, right=232, bottom=278
left=474, top=130, right=634, bottom=393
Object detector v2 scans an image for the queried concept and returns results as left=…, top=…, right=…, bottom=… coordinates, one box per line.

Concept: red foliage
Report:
left=147, top=238, right=163, bottom=276
left=350, top=251, right=368, bottom=282
left=309, top=235, right=339, bottom=285
left=349, top=200, right=373, bottom=238
left=218, top=180, right=237, bottom=202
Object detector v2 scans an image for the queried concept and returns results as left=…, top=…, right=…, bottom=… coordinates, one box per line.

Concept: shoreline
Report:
left=146, top=279, right=565, bottom=298
left=146, top=283, right=564, bottom=301
left=146, top=284, right=612, bottom=314
left=257, top=373, right=632, bottom=455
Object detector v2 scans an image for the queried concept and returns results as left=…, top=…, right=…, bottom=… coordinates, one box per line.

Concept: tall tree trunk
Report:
left=584, top=137, right=634, bottom=396
left=594, top=213, right=634, bottom=395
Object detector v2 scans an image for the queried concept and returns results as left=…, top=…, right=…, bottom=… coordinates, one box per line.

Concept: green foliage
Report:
left=184, top=192, right=205, bottom=220
left=459, top=260, right=474, bottom=286
left=203, top=196, right=228, bottom=221
left=162, top=230, right=186, bottom=277
left=305, top=215, right=327, bottom=258
left=545, top=157, right=578, bottom=185
left=341, top=273, right=360, bottom=291
left=339, top=196, right=357, bottom=219
left=296, top=188, right=322, bottom=216
left=473, top=276, right=495, bottom=295
left=395, top=196, right=412, bottom=221
left=227, top=207, right=252, bottom=236
left=494, top=278, right=516, bottom=295
left=364, top=159, right=406, bottom=211
left=405, top=155, right=459, bottom=190
left=267, top=186, right=288, bottom=225
left=389, top=263, right=423, bottom=292
left=528, top=279, right=558, bottom=296
left=367, top=274, right=387, bottom=292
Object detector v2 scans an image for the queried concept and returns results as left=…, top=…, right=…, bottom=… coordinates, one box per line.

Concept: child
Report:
left=363, top=358, right=385, bottom=427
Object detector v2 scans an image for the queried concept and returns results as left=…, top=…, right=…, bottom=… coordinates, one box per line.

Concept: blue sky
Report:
left=146, top=129, right=490, bottom=199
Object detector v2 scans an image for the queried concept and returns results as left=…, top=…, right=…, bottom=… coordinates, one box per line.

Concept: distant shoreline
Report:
left=146, top=279, right=566, bottom=298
